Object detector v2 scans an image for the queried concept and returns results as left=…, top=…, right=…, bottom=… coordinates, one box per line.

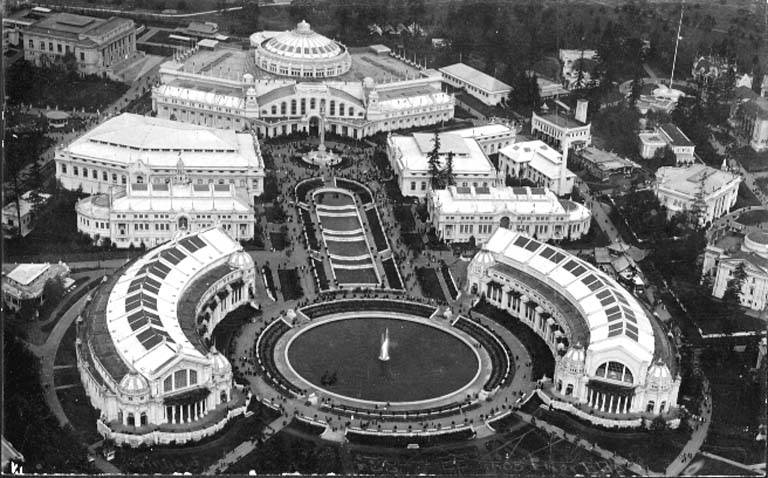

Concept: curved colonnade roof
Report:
left=83, top=227, right=243, bottom=385
left=482, top=229, right=659, bottom=366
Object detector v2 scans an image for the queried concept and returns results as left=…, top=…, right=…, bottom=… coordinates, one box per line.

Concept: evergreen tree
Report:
left=443, top=151, right=456, bottom=186
left=428, top=130, right=443, bottom=189
left=722, top=261, right=748, bottom=312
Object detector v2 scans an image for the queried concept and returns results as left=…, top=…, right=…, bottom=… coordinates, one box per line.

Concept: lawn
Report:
left=57, top=386, right=102, bottom=445
left=6, top=60, right=129, bottom=112
left=333, top=267, right=379, bottom=285
left=316, top=214, right=361, bottom=232
left=733, top=146, right=768, bottom=173
left=312, top=259, right=329, bottom=290
left=277, top=269, right=304, bottom=300
left=227, top=428, right=342, bottom=475
left=365, top=209, right=389, bottom=251
left=382, top=258, right=403, bottom=290
left=325, top=238, right=370, bottom=257
left=416, top=267, right=446, bottom=301
left=534, top=407, right=687, bottom=473
left=735, top=208, right=768, bottom=226
left=269, top=231, right=287, bottom=251
left=315, top=191, right=355, bottom=207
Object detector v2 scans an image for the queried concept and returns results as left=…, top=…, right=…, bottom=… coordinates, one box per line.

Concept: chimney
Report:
left=575, top=99, right=588, bottom=124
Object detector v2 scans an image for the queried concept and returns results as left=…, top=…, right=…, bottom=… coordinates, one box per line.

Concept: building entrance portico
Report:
left=586, top=380, right=635, bottom=414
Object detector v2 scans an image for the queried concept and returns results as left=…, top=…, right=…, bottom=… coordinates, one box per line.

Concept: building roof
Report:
left=155, top=83, right=244, bottom=110
left=534, top=111, right=587, bottom=129
left=389, top=130, right=496, bottom=175
left=480, top=228, right=657, bottom=364
left=439, top=63, right=511, bottom=94
left=658, top=123, right=694, bottom=148
left=655, top=164, right=741, bottom=199
left=431, top=185, right=590, bottom=221
left=577, top=146, right=640, bottom=172
left=1, top=191, right=51, bottom=218
left=26, top=13, right=131, bottom=42
left=4, top=263, right=52, bottom=286
left=499, top=140, right=576, bottom=181
left=62, top=113, right=261, bottom=170
left=449, top=123, right=516, bottom=140
left=260, top=20, right=346, bottom=61
left=638, top=131, right=666, bottom=145
left=85, top=227, right=243, bottom=384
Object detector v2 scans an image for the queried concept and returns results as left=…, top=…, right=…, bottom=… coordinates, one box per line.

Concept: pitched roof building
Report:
left=498, top=140, right=576, bottom=196
left=439, top=62, right=512, bottom=106
left=654, top=164, right=741, bottom=224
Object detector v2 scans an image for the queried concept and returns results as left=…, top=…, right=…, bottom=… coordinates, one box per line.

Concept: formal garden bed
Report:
left=269, top=231, right=288, bottom=251
left=57, top=386, right=101, bottom=445
left=416, top=267, right=447, bottom=302
left=262, top=265, right=277, bottom=301
left=278, top=269, right=304, bottom=300
left=381, top=258, right=403, bottom=290
left=333, top=267, right=379, bottom=285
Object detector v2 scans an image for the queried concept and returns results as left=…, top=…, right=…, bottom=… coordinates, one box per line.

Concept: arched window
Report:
left=118, top=410, right=123, bottom=424
left=220, top=391, right=228, bottom=403
left=646, top=401, right=655, bottom=413
left=163, top=376, right=173, bottom=392
left=290, top=99, right=297, bottom=115
left=659, top=401, right=666, bottom=413
left=339, top=103, right=345, bottom=116
left=174, top=369, right=187, bottom=389
left=565, top=384, right=573, bottom=396
left=140, top=411, right=148, bottom=426
left=127, top=413, right=135, bottom=426
left=300, top=98, right=306, bottom=115
left=556, top=380, right=562, bottom=392
left=280, top=102, right=286, bottom=115
left=271, top=105, right=276, bottom=115
left=595, top=361, right=633, bottom=384
left=189, top=370, right=198, bottom=385
left=136, top=175, right=144, bottom=184
left=329, top=100, right=335, bottom=116
left=310, top=98, right=316, bottom=110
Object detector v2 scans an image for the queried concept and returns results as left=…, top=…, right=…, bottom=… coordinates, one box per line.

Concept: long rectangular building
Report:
left=428, top=185, right=591, bottom=245
left=55, top=113, right=265, bottom=203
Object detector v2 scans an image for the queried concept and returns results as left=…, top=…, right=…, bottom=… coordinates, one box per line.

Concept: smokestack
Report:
left=575, top=99, right=588, bottom=124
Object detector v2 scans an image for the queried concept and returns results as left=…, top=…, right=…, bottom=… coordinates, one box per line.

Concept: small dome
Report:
left=246, top=87, right=257, bottom=96
left=209, top=345, right=231, bottom=374
left=646, top=360, right=672, bottom=391
left=363, top=77, right=375, bottom=89
left=473, top=249, right=495, bottom=267
left=243, top=73, right=254, bottom=83
left=228, top=250, right=254, bottom=270
left=119, top=371, right=149, bottom=396
left=561, top=343, right=585, bottom=374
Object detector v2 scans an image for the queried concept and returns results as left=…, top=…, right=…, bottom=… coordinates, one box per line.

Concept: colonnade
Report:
left=586, top=387, right=633, bottom=414
left=165, top=399, right=208, bottom=424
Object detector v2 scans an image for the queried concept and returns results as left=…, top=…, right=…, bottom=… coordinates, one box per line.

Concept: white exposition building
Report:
left=467, top=228, right=680, bottom=423
left=75, top=182, right=254, bottom=248
left=55, top=113, right=265, bottom=203
left=702, top=231, right=768, bottom=312
left=77, top=227, right=255, bottom=446
left=386, top=127, right=505, bottom=198
left=498, top=140, right=576, bottom=196
left=427, top=185, right=591, bottom=245
left=152, top=21, right=454, bottom=139
left=438, top=62, right=512, bottom=106
left=654, top=164, right=741, bottom=224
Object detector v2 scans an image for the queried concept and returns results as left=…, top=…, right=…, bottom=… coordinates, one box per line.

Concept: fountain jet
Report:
left=379, top=328, right=390, bottom=361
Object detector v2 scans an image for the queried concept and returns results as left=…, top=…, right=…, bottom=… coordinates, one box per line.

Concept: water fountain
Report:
left=378, top=328, right=390, bottom=362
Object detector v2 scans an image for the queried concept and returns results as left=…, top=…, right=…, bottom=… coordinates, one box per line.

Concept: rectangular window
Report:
left=57, top=44, right=62, bottom=53
left=61, top=164, right=67, bottom=174
left=174, top=370, right=187, bottom=388
left=80, top=52, right=84, bottom=61
left=163, top=376, right=173, bottom=392
left=102, top=171, right=108, bottom=181
left=82, top=167, right=88, bottom=177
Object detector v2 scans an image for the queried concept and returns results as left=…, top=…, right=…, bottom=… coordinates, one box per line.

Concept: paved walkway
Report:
left=666, top=375, right=713, bottom=476
left=203, top=416, right=289, bottom=475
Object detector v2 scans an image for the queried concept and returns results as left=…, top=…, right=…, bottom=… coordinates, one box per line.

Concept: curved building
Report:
left=76, top=227, right=256, bottom=446
left=153, top=21, right=454, bottom=138
left=251, top=20, right=352, bottom=79
left=467, top=228, right=679, bottom=424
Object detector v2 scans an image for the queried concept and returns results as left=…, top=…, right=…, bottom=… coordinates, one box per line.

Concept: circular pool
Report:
left=286, top=317, right=480, bottom=403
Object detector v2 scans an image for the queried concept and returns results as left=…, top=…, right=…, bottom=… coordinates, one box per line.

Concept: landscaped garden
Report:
left=333, top=266, right=379, bottom=285
left=278, top=269, right=304, bottom=300
left=416, top=267, right=447, bottom=301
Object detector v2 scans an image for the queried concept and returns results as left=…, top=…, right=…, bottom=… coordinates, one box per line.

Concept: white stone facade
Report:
left=702, top=231, right=768, bottom=312
left=75, top=182, right=254, bottom=249
left=386, top=128, right=500, bottom=199
left=428, top=185, right=591, bottom=245
left=76, top=228, right=256, bottom=447
left=498, top=140, right=576, bottom=197
left=654, top=164, right=741, bottom=224
left=438, top=62, right=512, bottom=106
left=54, top=113, right=265, bottom=203
left=466, top=229, right=680, bottom=422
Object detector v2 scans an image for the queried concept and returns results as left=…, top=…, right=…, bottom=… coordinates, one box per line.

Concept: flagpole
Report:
left=670, top=0, right=685, bottom=88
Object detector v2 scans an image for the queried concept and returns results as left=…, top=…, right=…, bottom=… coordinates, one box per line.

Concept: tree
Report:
left=427, top=130, right=443, bottom=189
left=443, top=151, right=456, bottom=186
left=42, top=276, right=66, bottom=307
left=650, top=415, right=668, bottom=431
left=629, top=69, right=643, bottom=107
left=722, top=262, right=748, bottom=313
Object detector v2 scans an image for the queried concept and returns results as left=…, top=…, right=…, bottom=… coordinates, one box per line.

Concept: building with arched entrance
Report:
left=75, top=181, right=254, bottom=249
left=427, top=185, right=591, bottom=245
left=467, top=228, right=680, bottom=426
left=76, top=227, right=256, bottom=446
left=55, top=113, right=265, bottom=204
left=152, top=21, right=455, bottom=139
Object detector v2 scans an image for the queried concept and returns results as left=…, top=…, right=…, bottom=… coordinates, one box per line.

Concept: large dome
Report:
left=252, top=21, right=352, bottom=78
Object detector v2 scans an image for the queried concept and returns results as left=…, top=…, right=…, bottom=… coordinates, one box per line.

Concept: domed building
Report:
left=152, top=21, right=454, bottom=138
left=76, top=227, right=257, bottom=446
left=467, top=228, right=680, bottom=426
left=702, top=230, right=768, bottom=312
left=251, top=20, right=351, bottom=78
